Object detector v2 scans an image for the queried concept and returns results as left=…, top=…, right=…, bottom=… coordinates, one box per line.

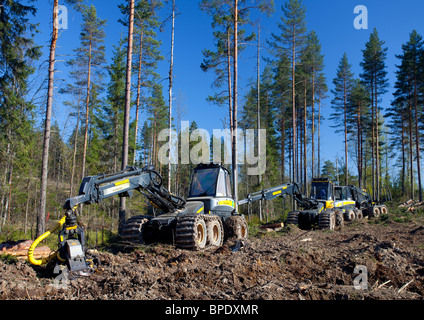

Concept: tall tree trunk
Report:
left=303, top=80, right=307, bottom=192
left=226, top=27, right=233, bottom=135
left=168, top=0, right=175, bottom=191
left=37, top=0, right=58, bottom=237
left=357, top=102, right=363, bottom=188
left=408, top=90, right=414, bottom=199
left=133, top=30, right=144, bottom=165
left=70, top=105, right=80, bottom=197
left=292, top=38, right=297, bottom=185
left=375, top=78, right=380, bottom=201
left=119, top=0, right=134, bottom=233
left=401, top=119, right=406, bottom=196
left=81, top=42, right=93, bottom=181
left=344, top=77, right=348, bottom=185
left=413, top=74, right=422, bottom=201
left=311, top=66, right=315, bottom=178
left=232, top=0, right=238, bottom=205
left=318, top=93, right=321, bottom=176
left=371, top=73, right=375, bottom=201
left=256, top=26, right=262, bottom=220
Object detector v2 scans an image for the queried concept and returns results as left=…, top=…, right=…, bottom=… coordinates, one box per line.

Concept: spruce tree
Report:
left=0, top=0, right=41, bottom=232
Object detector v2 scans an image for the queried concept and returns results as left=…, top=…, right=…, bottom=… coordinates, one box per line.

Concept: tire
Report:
left=345, top=210, right=356, bottom=221
left=370, top=206, right=380, bottom=218
left=319, top=211, right=335, bottom=231
left=121, top=215, right=150, bottom=243
left=355, top=209, right=364, bottom=220
left=175, top=214, right=208, bottom=250
left=380, top=205, right=388, bottom=215
left=335, top=210, right=344, bottom=227
left=224, top=215, right=248, bottom=240
left=286, top=211, right=300, bottom=225
left=206, top=216, right=224, bottom=247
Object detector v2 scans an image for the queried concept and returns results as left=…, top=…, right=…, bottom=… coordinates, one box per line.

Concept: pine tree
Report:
left=269, top=0, right=307, bottom=185
left=271, top=53, right=291, bottom=181
left=330, top=53, right=354, bottom=185
left=321, top=160, right=337, bottom=183
left=315, top=73, right=328, bottom=177
left=360, top=28, right=389, bottom=201
left=119, top=0, right=163, bottom=166
left=348, top=79, right=370, bottom=188
left=391, top=30, right=423, bottom=200
left=201, top=0, right=273, bottom=204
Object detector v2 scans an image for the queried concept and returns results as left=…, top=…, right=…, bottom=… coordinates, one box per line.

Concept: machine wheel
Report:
left=121, top=215, right=151, bottom=243
left=335, top=210, right=344, bottom=227
left=286, top=211, right=300, bottom=226
left=355, top=209, right=364, bottom=220
left=205, top=216, right=224, bottom=247
left=175, top=214, right=208, bottom=250
left=380, top=205, right=388, bottom=215
left=319, top=211, right=335, bottom=231
left=224, top=215, right=248, bottom=240
left=345, top=210, right=356, bottom=221
left=369, top=206, right=381, bottom=218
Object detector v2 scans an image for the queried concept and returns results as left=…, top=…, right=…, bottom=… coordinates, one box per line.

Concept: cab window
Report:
left=188, top=168, right=219, bottom=197
left=311, top=182, right=329, bottom=200
left=216, top=171, right=227, bottom=197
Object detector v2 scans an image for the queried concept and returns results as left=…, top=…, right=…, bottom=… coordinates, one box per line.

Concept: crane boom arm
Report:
left=238, top=182, right=320, bottom=211
left=63, top=166, right=186, bottom=213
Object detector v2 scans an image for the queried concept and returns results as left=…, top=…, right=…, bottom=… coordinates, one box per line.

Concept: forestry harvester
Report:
left=27, top=163, right=249, bottom=276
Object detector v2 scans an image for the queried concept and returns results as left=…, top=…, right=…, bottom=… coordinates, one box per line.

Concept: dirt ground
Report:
left=1, top=218, right=424, bottom=300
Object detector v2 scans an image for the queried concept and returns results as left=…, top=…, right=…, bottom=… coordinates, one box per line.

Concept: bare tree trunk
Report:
left=227, top=27, right=233, bottom=134
left=25, top=178, right=31, bottom=234
left=371, top=75, right=375, bottom=201
left=232, top=0, right=238, bottom=205
left=70, top=104, right=80, bottom=197
left=37, top=0, right=58, bottom=237
left=257, top=25, right=262, bottom=221
left=119, top=0, right=134, bottom=233
left=408, top=92, right=414, bottom=199
left=292, top=41, right=296, bottom=185
left=357, top=102, right=362, bottom=188
left=81, top=42, right=92, bottom=181
left=318, top=93, right=321, bottom=177
left=344, top=77, right=348, bottom=185
left=413, top=75, right=422, bottom=201
left=311, top=66, right=315, bottom=178
left=375, top=80, right=380, bottom=201
left=168, top=0, right=175, bottom=191
left=133, top=30, right=144, bottom=165
left=303, top=80, right=307, bottom=192
left=401, top=119, right=406, bottom=196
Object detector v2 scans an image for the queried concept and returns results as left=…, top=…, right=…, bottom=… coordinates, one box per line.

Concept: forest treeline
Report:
left=0, top=0, right=423, bottom=240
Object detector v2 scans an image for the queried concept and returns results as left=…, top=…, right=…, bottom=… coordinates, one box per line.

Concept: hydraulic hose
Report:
left=27, top=215, right=66, bottom=266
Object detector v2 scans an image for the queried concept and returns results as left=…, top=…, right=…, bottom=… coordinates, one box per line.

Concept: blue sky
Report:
left=28, top=0, right=424, bottom=178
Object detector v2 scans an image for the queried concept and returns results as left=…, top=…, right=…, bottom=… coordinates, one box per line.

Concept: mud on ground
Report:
left=1, top=219, right=424, bottom=300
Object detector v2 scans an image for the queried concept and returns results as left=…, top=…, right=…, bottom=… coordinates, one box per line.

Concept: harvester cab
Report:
left=187, top=164, right=235, bottom=217
left=310, top=178, right=335, bottom=210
